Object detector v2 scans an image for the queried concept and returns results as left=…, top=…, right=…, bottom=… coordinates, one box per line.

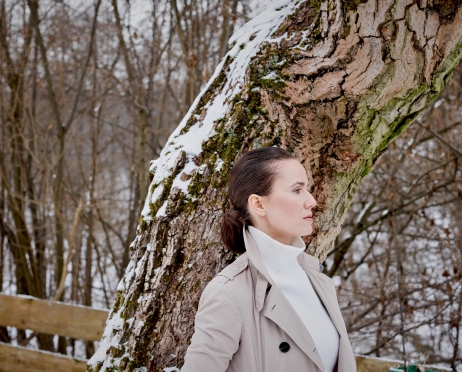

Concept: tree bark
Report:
left=88, top=0, right=462, bottom=370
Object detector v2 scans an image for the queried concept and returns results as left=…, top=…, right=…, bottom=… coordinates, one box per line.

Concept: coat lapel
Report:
left=261, top=283, right=326, bottom=372
left=298, top=254, right=344, bottom=342
left=298, top=248, right=358, bottom=372
left=301, top=262, right=354, bottom=372
left=243, top=227, right=326, bottom=372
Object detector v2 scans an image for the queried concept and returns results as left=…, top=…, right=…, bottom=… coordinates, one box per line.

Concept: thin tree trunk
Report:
left=27, top=0, right=101, bottom=353
left=84, top=59, right=99, bottom=358
left=26, top=39, right=55, bottom=352
left=170, top=0, right=200, bottom=113
left=89, top=1, right=462, bottom=370
left=0, top=0, right=39, bottom=302
left=218, top=0, right=239, bottom=60
left=111, top=0, right=149, bottom=206
left=450, top=288, right=461, bottom=370
left=0, top=164, right=10, bottom=344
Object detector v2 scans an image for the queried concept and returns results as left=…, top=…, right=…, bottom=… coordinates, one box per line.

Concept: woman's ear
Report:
left=248, top=194, right=266, bottom=217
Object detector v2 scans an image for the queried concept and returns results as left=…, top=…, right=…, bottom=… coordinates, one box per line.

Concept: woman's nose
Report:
left=306, top=192, right=317, bottom=208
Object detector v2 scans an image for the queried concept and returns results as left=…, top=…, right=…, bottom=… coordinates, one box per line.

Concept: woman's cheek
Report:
left=273, top=193, right=299, bottom=215
left=283, top=198, right=299, bottom=214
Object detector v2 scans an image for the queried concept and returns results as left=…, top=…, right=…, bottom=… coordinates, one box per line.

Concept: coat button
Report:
left=279, top=342, right=290, bottom=353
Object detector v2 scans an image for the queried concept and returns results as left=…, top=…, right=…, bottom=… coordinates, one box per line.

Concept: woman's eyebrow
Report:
left=289, top=181, right=306, bottom=187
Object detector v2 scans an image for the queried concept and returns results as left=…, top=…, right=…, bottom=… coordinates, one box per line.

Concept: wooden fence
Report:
left=0, top=293, right=452, bottom=372
left=0, top=293, right=109, bottom=372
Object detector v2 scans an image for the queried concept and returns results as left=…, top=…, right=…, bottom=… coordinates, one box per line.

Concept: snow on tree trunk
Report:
left=88, top=0, right=462, bottom=370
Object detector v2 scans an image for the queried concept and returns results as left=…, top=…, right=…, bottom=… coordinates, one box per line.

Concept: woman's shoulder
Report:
left=201, top=253, right=252, bottom=309
left=201, top=253, right=250, bottom=294
left=298, top=252, right=336, bottom=287
left=199, top=253, right=250, bottom=301
left=211, top=253, right=250, bottom=284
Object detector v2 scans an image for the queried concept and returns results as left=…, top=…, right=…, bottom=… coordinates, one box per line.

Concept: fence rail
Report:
left=0, top=293, right=453, bottom=372
left=0, top=293, right=109, bottom=341
left=0, top=342, right=86, bottom=372
left=0, top=293, right=109, bottom=372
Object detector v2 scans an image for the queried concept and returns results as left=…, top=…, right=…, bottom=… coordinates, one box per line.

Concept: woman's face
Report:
left=248, top=159, right=317, bottom=245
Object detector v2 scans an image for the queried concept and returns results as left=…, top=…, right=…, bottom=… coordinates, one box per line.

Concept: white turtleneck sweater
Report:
left=248, top=225, right=340, bottom=372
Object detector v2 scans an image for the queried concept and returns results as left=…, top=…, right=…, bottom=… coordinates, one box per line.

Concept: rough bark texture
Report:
left=88, top=0, right=462, bottom=371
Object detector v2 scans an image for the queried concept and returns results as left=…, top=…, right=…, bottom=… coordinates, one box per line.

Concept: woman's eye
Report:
left=294, top=189, right=300, bottom=193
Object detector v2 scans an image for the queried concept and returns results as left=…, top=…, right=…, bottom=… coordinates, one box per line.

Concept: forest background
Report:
left=0, top=0, right=461, bottom=370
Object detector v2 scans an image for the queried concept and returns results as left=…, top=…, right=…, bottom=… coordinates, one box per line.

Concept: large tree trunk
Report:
left=88, top=0, right=462, bottom=370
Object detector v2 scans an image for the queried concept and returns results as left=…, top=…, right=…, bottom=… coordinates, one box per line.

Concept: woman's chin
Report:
left=300, top=227, right=313, bottom=237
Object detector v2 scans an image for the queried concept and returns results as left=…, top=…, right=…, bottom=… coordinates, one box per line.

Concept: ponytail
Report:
left=220, top=209, right=246, bottom=254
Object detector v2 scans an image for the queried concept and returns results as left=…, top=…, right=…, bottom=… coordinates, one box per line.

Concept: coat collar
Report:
left=243, top=224, right=323, bottom=310
left=242, top=225, right=345, bottom=372
left=242, top=225, right=275, bottom=294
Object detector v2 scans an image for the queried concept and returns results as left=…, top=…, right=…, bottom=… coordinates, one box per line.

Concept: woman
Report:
left=181, top=147, right=356, bottom=372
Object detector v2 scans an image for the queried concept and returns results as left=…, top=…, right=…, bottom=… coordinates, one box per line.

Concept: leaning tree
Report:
left=88, top=0, right=462, bottom=370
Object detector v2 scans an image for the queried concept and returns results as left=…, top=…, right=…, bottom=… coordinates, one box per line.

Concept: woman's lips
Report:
left=303, top=216, right=313, bottom=221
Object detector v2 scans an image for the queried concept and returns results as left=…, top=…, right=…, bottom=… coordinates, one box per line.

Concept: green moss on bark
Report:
left=273, top=0, right=323, bottom=38
left=195, top=43, right=293, bottom=191
left=343, top=0, right=367, bottom=13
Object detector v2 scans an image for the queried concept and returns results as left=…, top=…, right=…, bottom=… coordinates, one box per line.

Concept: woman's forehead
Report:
left=274, top=160, right=307, bottom=184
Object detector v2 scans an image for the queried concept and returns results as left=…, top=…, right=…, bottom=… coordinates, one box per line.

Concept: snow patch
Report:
left=214, top=158, right=224, bottom=172
left=117, top=259, right=135, bottom=291
left=261, top=71, right=279, bottom=80
left=134, top=320, right=145, bottom=332
left=116, top=278, right=125, bottom=291
left=87, top=307, right=124, bottom=370
left=196, top=163, right=207, bottom=175
left=134, top=253, right=145, bottom=277
left=156, top=200, right=168, bottom=217
left=149, top=158, right=159, bottom=173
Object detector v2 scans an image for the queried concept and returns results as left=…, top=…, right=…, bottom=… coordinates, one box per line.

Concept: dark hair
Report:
left=220, top=146, right=296, bottom=254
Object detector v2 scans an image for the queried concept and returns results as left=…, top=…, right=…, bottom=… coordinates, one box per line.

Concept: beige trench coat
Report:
left=181, top=227, right=357, bottom=372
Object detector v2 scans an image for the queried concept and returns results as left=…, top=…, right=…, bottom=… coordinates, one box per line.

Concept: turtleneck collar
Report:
left=247, top=225, right=306, bottom=278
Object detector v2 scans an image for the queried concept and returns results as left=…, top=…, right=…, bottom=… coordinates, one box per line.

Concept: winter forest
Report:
left=1, top=0, right=461, bottom=371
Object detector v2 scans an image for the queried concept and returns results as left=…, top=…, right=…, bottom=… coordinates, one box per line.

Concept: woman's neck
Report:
left=249, top=222, right=295, bottom=245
